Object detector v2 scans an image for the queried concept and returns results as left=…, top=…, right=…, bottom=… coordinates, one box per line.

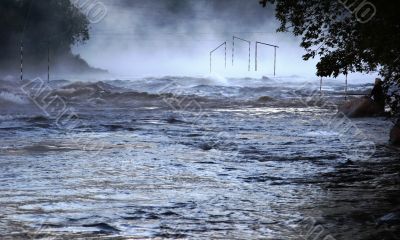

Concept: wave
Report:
left=51, top=81, right=177, bottom=106
left=0, top=91, right=29, bottom=105
left=0, top=77, right=371, bottom=111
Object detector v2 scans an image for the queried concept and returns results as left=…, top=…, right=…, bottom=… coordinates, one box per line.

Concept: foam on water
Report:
left=0, top=91, right=29, bottom=105
left=0, top=76, right=396, bottom=239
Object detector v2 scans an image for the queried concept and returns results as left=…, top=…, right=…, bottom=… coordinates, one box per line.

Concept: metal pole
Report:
left=232, top=36, right=234, bottom=66
left=248, top=42, right=251, bottom=72
left=320, top=76, right=323, bottom=96
left=233, top=36, right=251, bottom=71
left=210, top=52, right=212, bottom=73
left=210, top=42, right=227, bottom=73
left=255, top=42, right=258, bottom=71
left=47, top=42, right=50, bottom=83
left=274, top=47, right=277, bottom=76
left=20, top=40, right=24, bottom=81
left=255, top=41, right=280, bottom=74
left=224, top=42, right=227, bottom=69
left=345, top=73, right=348, bottom=100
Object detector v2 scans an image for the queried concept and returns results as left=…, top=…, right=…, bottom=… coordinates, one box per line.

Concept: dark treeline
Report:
left=0, top=0, right=102, bottom=77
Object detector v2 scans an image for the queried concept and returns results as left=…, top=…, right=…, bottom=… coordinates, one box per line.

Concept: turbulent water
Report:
left=0, top=76, right=399, bottom=239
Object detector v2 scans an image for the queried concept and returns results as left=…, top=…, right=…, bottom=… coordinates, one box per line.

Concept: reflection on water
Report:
left=0, top=77, right=399, bottom=239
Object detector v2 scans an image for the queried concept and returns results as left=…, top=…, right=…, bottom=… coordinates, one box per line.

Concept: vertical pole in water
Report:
left=47, top=42, right=50, bottom=83
left=233, top=36, right=251, bottom=71
left=210, top=52, right=212, bottom=73
left=345, top=73, right=348, bottom=100
left=224, top=42, right=227, bottom=69
left=274, top=47, right=277, bottom=76
left=210, top=42, right=228, bottom=73
left=232, top=37, right=235, bottom=66
left=320, top=76, right=323, bottom=96
left=255, top=42, right=258, bottom=71
left=20, top=40, right=24, bottom=81
left=247, top=42, right=250, bottom=71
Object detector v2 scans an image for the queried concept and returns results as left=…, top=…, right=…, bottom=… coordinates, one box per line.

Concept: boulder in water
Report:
left=390, top=122, right=400, bottom=146
left=258, top=96, right=275, bottom=102
left=377, top=209, right=400, bottom=227
left=338, top=97, right=383, bottom=118
left=166, top=115, right=185, bottom=124
left=199, top=143, right=213, bottom=151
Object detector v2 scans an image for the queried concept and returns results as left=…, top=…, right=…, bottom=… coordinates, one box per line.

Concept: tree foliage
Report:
left=0, top=0, right=90, bottom=67
left=262, top=0, right=400, bottom=116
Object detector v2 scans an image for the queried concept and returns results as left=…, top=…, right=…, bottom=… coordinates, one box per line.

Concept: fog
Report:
left=70, top=0, right=317, bottom=79
left=0, top=0, right=378, bottom=82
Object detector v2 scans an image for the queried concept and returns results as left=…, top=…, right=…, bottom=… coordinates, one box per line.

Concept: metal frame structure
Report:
left=232, top=36, right=251, bottom=71
left=210, top=41, right=227, bottom=73
left=255, top=41, right=279, bottom=76
left=20, top=39, right=52, bottom=83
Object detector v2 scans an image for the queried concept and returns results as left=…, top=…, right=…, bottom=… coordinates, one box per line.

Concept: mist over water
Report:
left=0, top=0, right=378, bottom=82
left=71, top=0, right=318, bottom=79
left=1, top=1, right=397, bottom=239
left=68, top=0, right=381, bottom=83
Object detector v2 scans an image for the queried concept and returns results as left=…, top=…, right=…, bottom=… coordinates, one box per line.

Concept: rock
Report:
left=390, top=122, right=400, bottom=146
left=377, top=211, right=400, bottom=227
left=199, top=143, right=213, bottom=151
left=166, top=115, right=185, bottom=124
left=82, top=223, right=120, bottom=233
left=338, top=97, right=383, bottom=118
left=258, top=96, right=275, bottom=102
left=166, top=116, right=179, bottom=124
left=344, top=160, right=354, bottom=165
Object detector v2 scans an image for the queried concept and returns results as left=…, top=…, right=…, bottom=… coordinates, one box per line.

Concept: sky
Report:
left=72, top=0, right=378, bottom=82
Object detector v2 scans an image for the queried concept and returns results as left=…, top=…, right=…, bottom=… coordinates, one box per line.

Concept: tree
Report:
left=261, top=0, right=400, bottom=116
left=0, top=0, right=90, bottom=72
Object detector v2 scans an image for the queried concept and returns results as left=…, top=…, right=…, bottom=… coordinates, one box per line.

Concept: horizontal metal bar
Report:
left=210, top=42, right=226, bottom=54
left=234, top=36, right=250, bottom=44
left=256, top=41, right=279, bottom=48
